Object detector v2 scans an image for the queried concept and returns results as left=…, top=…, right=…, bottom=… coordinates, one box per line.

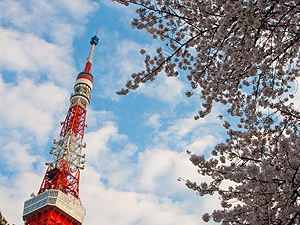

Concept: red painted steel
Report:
left=25, top=208, right=78, bottom=225
left=84, top=62, right=92, bottom=74
left=38, top=159, right=80, bottom=198
left=76, top=73, right=93, bottom=84
left=60, top=103, right=87, bottom=140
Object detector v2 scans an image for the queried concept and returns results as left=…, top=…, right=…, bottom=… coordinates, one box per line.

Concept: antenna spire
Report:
left=84, top=31, right=99, bottom=73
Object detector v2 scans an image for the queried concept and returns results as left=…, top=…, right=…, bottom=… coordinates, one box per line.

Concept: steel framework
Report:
left=23, top=33, right=99, bottom=225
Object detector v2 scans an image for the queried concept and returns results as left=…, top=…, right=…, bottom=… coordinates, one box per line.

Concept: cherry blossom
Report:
left=112, top=0, right=300, bottom=223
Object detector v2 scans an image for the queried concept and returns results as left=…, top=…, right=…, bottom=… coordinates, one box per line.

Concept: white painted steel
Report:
left=70, top=94, right=89, bottom=109
left=49, top=130, right=86, bottom=173
left=23, top=189, right=86, bottom=223
left=75, top=78, right=93, bottom=89
left=87, top=44, right=96, bottom=64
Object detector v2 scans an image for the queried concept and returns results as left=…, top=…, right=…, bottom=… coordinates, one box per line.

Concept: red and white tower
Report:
left=22, top=33, right=99, bottom=225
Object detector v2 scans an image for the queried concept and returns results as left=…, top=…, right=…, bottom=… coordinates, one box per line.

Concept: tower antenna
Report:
left=23, top=32, right=99, bottom=225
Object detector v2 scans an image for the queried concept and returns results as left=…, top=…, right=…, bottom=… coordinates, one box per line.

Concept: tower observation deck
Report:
left=23, top=33, right=99, bottom=225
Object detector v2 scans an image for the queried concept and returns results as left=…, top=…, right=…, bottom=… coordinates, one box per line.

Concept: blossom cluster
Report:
left=112, top=0, right=300, bottom=223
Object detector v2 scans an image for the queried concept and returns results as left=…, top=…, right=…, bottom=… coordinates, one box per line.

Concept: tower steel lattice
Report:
left=22, top=33, right=99, bottom=225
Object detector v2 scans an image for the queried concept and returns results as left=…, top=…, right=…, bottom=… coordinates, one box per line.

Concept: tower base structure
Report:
left=23, top=189, right=86, bottom=225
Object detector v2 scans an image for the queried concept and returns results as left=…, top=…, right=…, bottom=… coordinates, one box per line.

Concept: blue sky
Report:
left=0, top=1, right=229, bottom=224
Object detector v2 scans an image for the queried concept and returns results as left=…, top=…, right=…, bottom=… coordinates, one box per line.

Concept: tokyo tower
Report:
left=22, top=33, right=99, bottom=224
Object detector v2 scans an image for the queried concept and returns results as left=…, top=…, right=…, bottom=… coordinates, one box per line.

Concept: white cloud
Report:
left=138, top=74, right=186, bottom=107
left=159, top=116, right=199, bottom=140
left=137, top=148, right=196, bottom=192
left=0, top=28, right=77, bottom=84
left=0, top=137, right=47, bottom=224
left=81, top=166, right=204, bottom=225
left=60, top=0, right=99, bottom=21
left=148, top=109, right=222, bottom=153
left=0, top=171, right=44, bottom=225
left=0, top=75, right=68, bottom=144
left=85, top=109, right=117, bottom=130
left=186, top=135, right=217, bottom=154
left=0, top=0, right=99, bottom=45
left=85, top=121, right=127, bottom=159
left=144, top=113, right=162, bottom=129
left=1, top=142, right=36, bottom=172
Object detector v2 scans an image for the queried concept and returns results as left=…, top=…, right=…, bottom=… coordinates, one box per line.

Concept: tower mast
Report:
left=23, top=33, right=99, bottom=225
